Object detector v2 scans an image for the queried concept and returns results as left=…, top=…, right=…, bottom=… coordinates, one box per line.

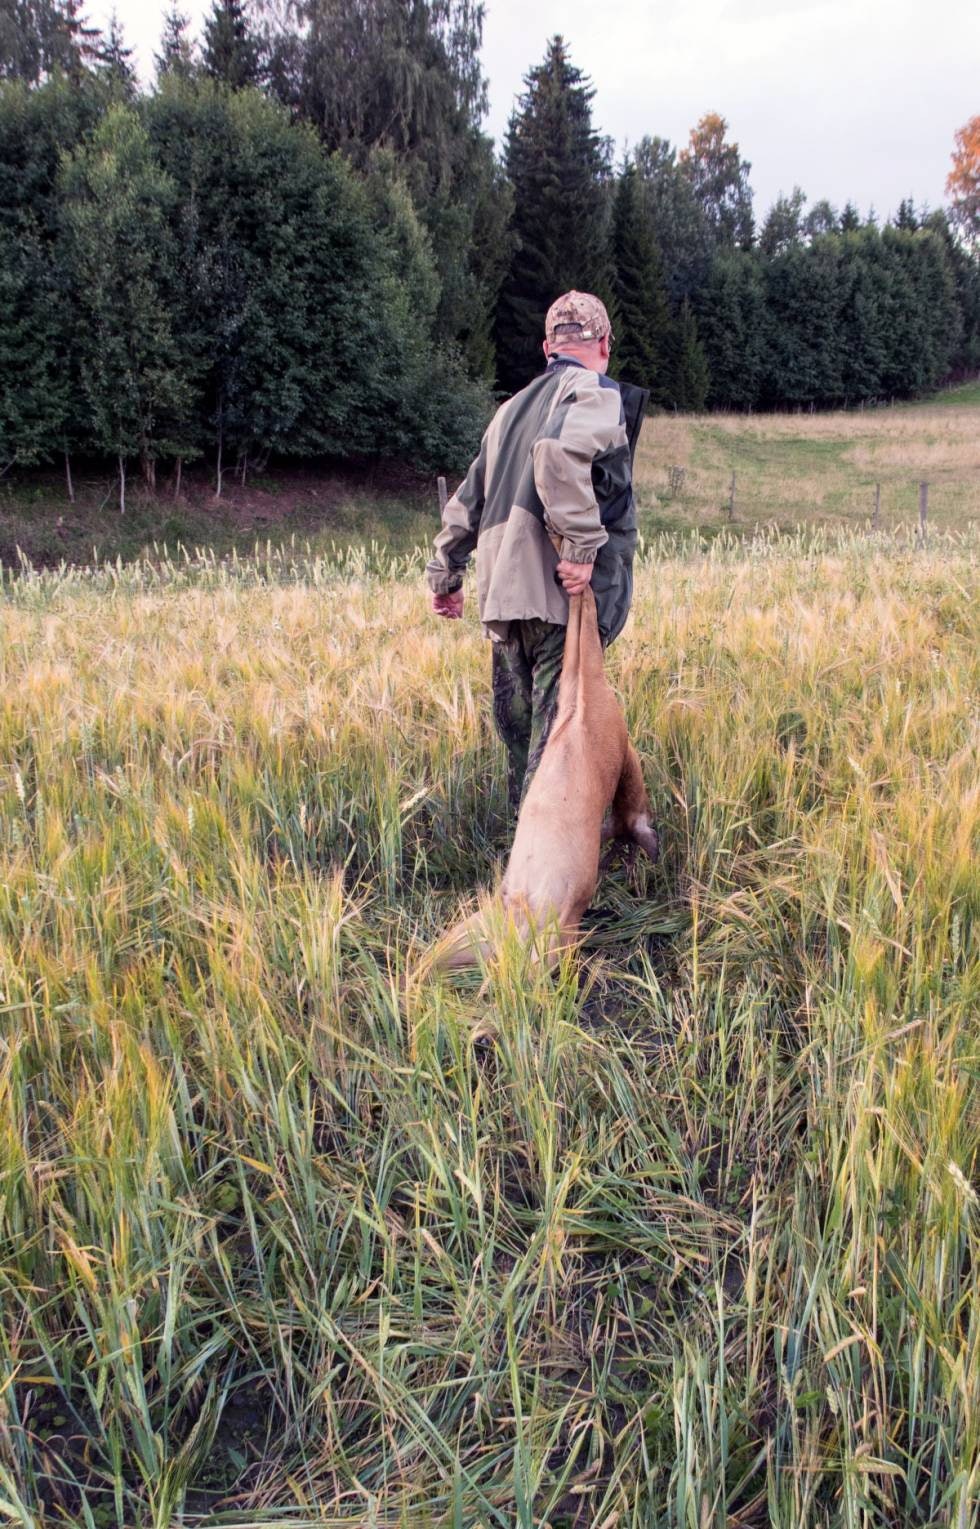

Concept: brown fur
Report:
left=429, top=586, right=659, bottom=972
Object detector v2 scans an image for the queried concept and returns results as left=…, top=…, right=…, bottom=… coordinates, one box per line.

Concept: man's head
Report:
left=543, top=290, right=613, bottom=374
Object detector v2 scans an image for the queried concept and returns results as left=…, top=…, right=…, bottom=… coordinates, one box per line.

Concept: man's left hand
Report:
left=557, top=559, right=594, bottom=596
left=432, top=589, right=464, bottom=618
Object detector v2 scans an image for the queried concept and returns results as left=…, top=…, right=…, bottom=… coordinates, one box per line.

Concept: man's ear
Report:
left=542, top=340, right=551, bottom=359
left=599, top=335, right=611, bottom=361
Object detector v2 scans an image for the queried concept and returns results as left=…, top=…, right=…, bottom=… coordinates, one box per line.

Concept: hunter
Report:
left=427, top=291, right=648, bottom=811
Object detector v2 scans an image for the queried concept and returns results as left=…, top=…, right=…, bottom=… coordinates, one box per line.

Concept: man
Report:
left=427, top=291, right=648, bottom=811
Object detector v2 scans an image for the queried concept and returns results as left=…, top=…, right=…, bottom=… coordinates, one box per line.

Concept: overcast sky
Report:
left=100, top=0, right=977, bottom=222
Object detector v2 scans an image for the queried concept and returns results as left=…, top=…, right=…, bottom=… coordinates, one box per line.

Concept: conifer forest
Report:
left=1, top=1, right=978, bottom=495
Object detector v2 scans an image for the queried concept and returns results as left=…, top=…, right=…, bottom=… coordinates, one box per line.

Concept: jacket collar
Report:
left=545, top=353, right=587, bottom=372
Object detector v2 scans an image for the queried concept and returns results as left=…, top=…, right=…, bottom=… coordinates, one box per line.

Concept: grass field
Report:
left=0, top=402, right=978, bottom=1527
left=635, top=383, right=980, bottom=537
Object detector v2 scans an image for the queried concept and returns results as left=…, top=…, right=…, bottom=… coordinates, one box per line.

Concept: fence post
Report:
left=919, top=480, right=928, bottom=541
left=667, top=465, right=686, bottom=498
left=727, top=470, right=736, bottom=522
left=872, top=482, right=880, bottom=529
left=437, top=476, right=447, bottom=514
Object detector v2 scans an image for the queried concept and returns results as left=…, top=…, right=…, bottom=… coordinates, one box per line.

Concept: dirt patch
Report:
left=0, top=456, right=437, bottom=570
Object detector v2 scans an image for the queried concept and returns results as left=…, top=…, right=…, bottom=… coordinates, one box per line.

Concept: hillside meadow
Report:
left=0, top=401, right=978, bottom=1526
left=636, top=385, right=980, bottom=535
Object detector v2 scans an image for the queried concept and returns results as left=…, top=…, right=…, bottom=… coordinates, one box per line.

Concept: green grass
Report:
left=637, top=392, right=980, bottom=536
left=0, top=523, right=977, bottom=1526
left=918, top=378, right=980, bottom=408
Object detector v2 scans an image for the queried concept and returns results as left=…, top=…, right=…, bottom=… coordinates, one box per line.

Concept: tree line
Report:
left=0, top=1, right=978, bottom=499
left=502, top=40, right=980, bottom=411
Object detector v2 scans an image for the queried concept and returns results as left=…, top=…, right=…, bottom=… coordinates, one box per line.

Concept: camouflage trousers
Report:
left=491, top=618, right=567, bottom=813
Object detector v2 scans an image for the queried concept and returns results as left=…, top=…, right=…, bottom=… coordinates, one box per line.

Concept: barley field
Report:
left=0, top=421, right=978, bottom=1525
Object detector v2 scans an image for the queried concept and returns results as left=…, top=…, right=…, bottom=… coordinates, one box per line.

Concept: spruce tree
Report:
left=47, top=0, right=100, bottom=82
left=202, top=0, right=262, bottom=89
left=93, top=9, right=136, bottom=98
left=632, top=135, right=711, bottom=303
left=762, top=239, right=842, bottom=407
left=838, top=229, right=889, bottom=402
left=925, top=209, right=980, bottom=373
left=667, top=299, right=709, bottom=412
left=906, top=229, right=957, bottom=388
left=0, top=0, right=98, bottom=84
left=894, top=197, right=919, bottom=231
left=760, top=187, right=807, bottom=256
left=495, top=35, right=612, bottom=393
left=155, top=3, right=196, bottom=81
left=804, top=200, right=838, bottom=239
left=0, top=0, right=45, bottom=82
left=610, top=160, right=673, bottom=404
left=416, top=132, right=514, bottom=381
left=695, top=250, right=768, bottom=409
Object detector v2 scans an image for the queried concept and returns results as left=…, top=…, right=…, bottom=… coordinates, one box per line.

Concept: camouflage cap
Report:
left=544, top=290, right=612, bottom=344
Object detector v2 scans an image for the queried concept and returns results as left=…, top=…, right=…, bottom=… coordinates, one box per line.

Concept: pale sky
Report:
left=100, top=0, right=977, bottom=223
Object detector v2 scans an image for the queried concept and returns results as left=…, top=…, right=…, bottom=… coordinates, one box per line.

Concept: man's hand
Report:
left=432, top=589, right=464, bottom=619
left=556, top=559, right=594, bottom=596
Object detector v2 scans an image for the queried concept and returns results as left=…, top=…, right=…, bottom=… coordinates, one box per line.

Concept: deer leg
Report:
left=612, top=745, right=660, bottom=863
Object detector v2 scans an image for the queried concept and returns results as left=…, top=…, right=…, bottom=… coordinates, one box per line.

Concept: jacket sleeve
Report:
left=425, top=436, right=487, bottom=594
left=531, top=375, right=626, bottom=563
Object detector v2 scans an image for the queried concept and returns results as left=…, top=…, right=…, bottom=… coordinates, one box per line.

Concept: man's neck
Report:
left=546, top=351, right=587, bottom=370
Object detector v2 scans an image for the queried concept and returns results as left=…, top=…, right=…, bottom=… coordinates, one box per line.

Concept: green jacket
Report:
left=427, top=356, right=648, bottom=644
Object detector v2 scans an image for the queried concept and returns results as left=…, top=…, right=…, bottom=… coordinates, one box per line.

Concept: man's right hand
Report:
left=432, top=589, right=464, bottom=619
left=556, top=559, right=594, bottom=596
